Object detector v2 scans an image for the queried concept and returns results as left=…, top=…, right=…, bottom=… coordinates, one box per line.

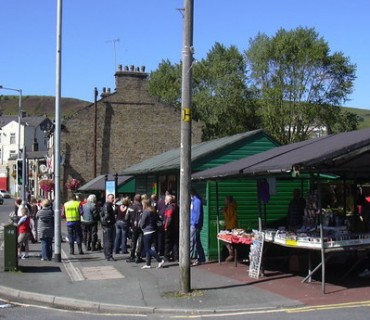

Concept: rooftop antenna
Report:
left=106, top=38, right=120, bottom=74
left=176, top=8, right=185, bottom=17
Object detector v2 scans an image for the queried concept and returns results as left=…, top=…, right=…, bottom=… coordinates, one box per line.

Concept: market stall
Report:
left=193, top=128, right=370, bottom=293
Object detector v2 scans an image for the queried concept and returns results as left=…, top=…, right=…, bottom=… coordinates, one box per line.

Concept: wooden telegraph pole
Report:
left=179, top=0, right=194, bottom=294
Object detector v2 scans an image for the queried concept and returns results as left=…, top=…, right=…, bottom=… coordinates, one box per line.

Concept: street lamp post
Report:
left=0, top=85, right=23, bottom=200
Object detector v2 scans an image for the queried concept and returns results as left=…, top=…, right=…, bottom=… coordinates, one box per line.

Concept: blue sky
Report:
left=1, top=0, right=369, bottom=109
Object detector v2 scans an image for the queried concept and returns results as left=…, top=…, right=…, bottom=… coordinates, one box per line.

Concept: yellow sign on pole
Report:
left=182, top=108, right=191, bottom=122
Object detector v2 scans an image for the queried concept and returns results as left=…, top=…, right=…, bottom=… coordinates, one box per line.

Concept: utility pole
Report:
left=54, top=0, right=63, bottom=263
left=93, top=87, right=98, bottom=178
left=179, top=0, right=194, bottom=294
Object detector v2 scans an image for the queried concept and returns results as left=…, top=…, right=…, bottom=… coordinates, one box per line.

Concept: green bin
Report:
left=4, top=223, right=18, bottom=271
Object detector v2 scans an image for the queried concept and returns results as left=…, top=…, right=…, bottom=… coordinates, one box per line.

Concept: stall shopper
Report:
left=223, top=196, right=238, bottom=262
left=287, top=189, right=306, bottom=231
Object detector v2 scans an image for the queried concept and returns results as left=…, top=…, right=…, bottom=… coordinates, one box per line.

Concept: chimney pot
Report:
left=124, top=65, right=129, bottom=71
left=141, top=66, right=146, bottom=72
left=118, top=64, right=122, bottom=71
left=130, top=65, right=134, bottom=71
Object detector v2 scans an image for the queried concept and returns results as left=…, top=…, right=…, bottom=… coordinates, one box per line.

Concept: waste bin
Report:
left=4, top=223, right=18, bottom=271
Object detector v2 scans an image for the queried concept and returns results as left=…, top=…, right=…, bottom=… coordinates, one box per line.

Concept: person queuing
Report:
left=81, top=194, right=100, bottom=251
left=140, top=198, right=165, bottom=269
left=29, top=197, right=39, bottom=243
left=63, top=193, right=84, bottom=255
left=100, top=194, right=116, bottom=261
left=155, top=191, right=168, bottom=256
left=114, top=196, right=131, bottom=255
left=14, top=197, right=22, bottom=217
left=190, top=189, right=206, bottom=266
left=17, top=207, right=31, bottom=259
left=36, top=199, right=55, bottom=261
left=126, top=194, right=144, bottom=263
left=163, top=194, right=179, bottom=262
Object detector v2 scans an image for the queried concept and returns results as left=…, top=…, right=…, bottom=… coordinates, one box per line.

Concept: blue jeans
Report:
left=114, top=220, right=129, bottom=253
left=40, top=237, right=53, bottom=260
left=190, top=225, right=205, bottom=263
left=143, top=232, right=161, bottom=266
left=67, top=222, right=83, bottom=245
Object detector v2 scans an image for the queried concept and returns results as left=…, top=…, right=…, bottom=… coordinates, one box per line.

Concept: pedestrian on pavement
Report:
left=100, top=193, right=116, bottom=261
left=63, top=192, right=84, bottom=255
left=190, top=189, right=206, bottom=266
left=126, top=194, right=144, bottom=263
left=114, top=196, right=131, bottom=254
left=36, top=199, right=54, bottom=261
left=17, top=207, right=31, bottom=259
left=163, top=194, right=179, bottom=262
left=140, top=198, right=165, bottom=269
left=81, top=194, right=100, bottom=251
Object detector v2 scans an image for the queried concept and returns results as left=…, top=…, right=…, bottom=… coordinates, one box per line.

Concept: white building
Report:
left=0, top=115, right=54, bottom=196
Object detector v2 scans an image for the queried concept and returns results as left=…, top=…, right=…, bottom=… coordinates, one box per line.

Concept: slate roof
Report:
left=0, top=115, right=48, bottom=127
left=78, top=174, right=132, bottom=191
left=120, top=129, right=266, bottom=175
left=192, top=128, right=370, bottom=181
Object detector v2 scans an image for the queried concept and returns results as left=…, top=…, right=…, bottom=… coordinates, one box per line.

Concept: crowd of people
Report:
left=14, top=189, right=207, bottom=268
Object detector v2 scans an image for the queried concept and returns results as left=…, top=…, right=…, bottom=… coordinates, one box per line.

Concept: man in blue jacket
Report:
left=190, top=189, right=205, bottom=266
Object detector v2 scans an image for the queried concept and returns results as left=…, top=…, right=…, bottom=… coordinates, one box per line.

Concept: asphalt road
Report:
left=1, top=297, right=370, bottom=320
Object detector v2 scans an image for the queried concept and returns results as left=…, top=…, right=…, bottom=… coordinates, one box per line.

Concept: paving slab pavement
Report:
left=1, top=229, right=370, bottom=315
left=0, top=240, right=303, bottom=315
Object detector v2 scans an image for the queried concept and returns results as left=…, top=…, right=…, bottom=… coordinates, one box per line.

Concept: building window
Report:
left=9, top=150, right=16, bottom=161
left=10, top=133, right=16, bottom=145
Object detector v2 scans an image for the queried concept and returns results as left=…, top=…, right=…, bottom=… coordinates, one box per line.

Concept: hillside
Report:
left=342, top=106, right=370, bottom=129
left=0, top=95, right=91, bottom=118
left=0, top=95, right=369, bottom=128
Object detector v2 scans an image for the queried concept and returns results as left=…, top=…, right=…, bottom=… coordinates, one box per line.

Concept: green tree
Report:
left=148, top=59, right=182, bottom=109
left=149, top=43, right=261, bottom=141
left=245, top=27, right=357, bottom=143
left=192, top=43, right=260, bottom=140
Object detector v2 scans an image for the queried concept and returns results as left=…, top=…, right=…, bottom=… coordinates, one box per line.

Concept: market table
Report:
left=264, top=228, right=370, bottom=293
left=217, top=232, right=253, bottom=267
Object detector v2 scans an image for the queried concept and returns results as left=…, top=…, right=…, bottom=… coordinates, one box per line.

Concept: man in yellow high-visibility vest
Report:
left=64, top=193, right=84, bottom=255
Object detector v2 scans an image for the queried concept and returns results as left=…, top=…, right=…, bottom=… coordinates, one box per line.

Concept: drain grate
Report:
left=80, top=266, right=125, bottom=280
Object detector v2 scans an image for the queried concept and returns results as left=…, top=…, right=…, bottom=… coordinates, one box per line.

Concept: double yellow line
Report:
left=286, top=300, right=370, bottom=313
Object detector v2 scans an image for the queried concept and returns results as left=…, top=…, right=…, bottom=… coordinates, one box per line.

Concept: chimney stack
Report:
left=114, top=64, right=149, bottom=92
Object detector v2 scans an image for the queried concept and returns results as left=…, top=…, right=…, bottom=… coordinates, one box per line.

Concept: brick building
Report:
left=61, top=64, right=203, bottom=193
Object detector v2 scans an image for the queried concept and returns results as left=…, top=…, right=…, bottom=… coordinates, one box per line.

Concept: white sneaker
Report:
left=358, top=269, right=370, bottom=277
left=157, top=259, right=165, bottom=269
left=141, top=265, right=151, bottom=269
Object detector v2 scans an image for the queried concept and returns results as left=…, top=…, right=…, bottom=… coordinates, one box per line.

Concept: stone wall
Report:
left=61, top=65, right=203, bottom=190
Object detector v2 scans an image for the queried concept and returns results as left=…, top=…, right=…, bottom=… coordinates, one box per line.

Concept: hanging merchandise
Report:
left=258, top=179, right=270, bottom=204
